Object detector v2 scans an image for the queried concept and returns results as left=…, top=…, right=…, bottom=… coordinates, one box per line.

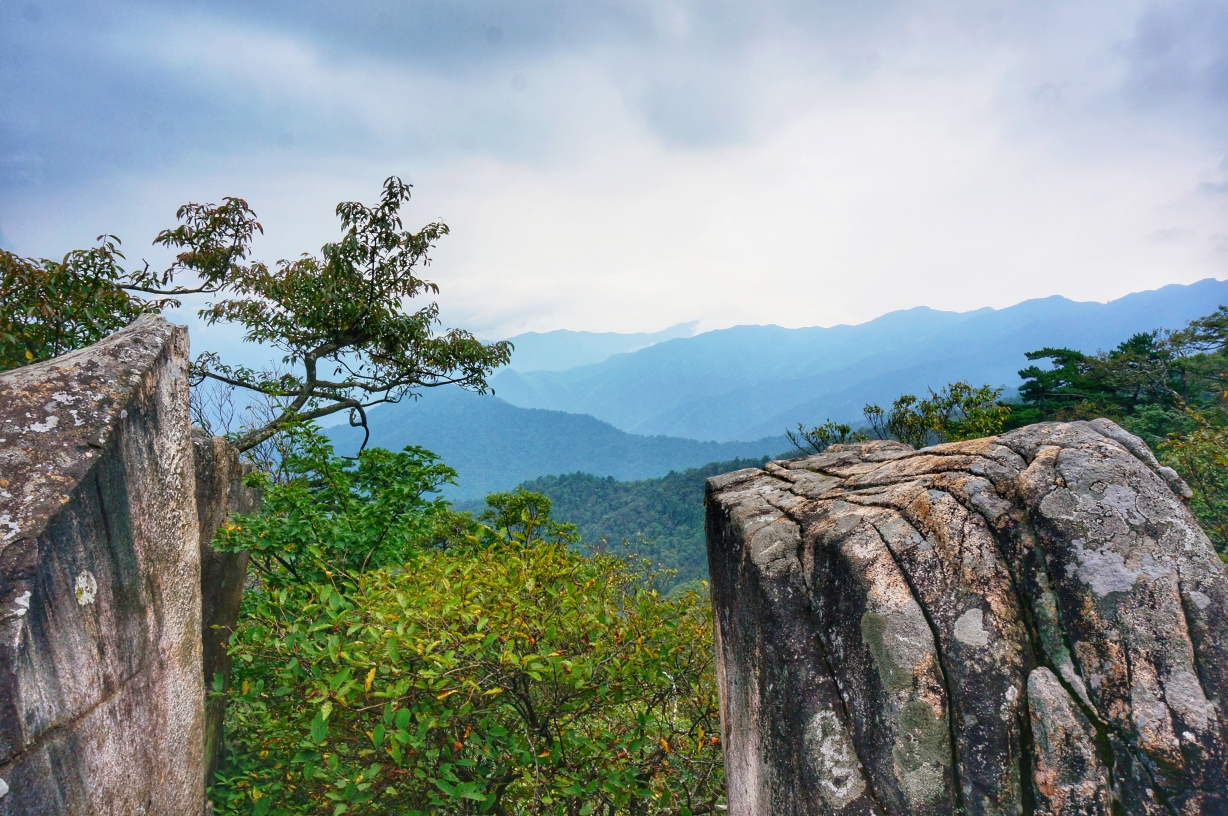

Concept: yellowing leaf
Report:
left=364, top=667, right=376, bottom=692
left=436, top=689, right=458, bottom=701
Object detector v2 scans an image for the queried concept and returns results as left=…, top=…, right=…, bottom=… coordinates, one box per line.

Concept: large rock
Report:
left=0, top=315, right=222, bottom=814
left=193, top=429, right=260, bottom=789
left=706, top=421, right=1228, bottom=815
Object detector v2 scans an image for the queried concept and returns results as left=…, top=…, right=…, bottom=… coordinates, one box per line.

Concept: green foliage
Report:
left=1159, top=419, right=1228, bottom=553
left=785, top=421, right=866, bottom=455
left=477, top=489, right=579, bottom=548
left=791, top=382, right=1012, bottom=454
left=863, top=381, right=1011, bottom=448
left=213, top=545, right=722, bottom=816
left=509, top=459, right=769, bottom=592
left=0, top=237, right=165, bottom=371
left=1, top=198, right=262, bottom=372
left=193, top=177, right=512, bottom=452
left=2, top=178, right=511, bottom=453
left=213, top=424, right=465, bottom=588
left=211, top=433, right=724, bottom=815
left=1014, top=307, right=1228, bottom=425
left=861, top=381, right=1011, bottom=448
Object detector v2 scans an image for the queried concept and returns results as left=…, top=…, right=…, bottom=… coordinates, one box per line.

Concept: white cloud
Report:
left=1, top=0, right=1225, bottom=343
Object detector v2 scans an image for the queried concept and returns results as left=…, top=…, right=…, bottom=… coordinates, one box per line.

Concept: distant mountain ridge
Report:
left=490, top=278, right=1228, bottom=441
left=326, top=387, right=787, bottom=500
left=499, top=322, right=696, bottom=372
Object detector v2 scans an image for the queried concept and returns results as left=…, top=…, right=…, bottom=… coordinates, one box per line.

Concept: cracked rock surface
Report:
left=706, top=422, right=1228, bottom=816
left=0, top=315, right=205, bottom=815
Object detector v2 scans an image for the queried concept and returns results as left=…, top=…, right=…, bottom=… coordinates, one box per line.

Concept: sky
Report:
left=2, top=0, right=1227, bottom=345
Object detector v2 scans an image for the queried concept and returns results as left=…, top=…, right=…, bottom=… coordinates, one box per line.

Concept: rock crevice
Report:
left=706, top=423, right=1228, bottom=816
left=0, top=315, right=257, bottom=815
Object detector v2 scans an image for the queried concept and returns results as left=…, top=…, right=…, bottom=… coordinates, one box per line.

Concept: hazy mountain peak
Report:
left=491, top=278, right=1228, bottom=442
left=502, top=321, right=697, bottom=372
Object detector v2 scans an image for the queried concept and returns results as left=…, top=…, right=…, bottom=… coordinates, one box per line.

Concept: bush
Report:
left=212, top=543, right=723, bottom=815
left=210, top=427, right=724, bottom=815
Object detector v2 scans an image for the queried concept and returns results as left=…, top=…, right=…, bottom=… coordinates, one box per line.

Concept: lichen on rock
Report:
left=707, top=420, right=1228, bottom=815
left=0, top=314, right=255, bottom=816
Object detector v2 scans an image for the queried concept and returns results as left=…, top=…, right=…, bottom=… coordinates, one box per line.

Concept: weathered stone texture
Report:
left=0, top=315, right=205, bottom=814
left=706, top=422, right=1228, bottom=816
left=193, top=429, right=260, bottom=789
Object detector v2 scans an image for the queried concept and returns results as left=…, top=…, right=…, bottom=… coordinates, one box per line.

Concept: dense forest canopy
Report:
left=507, top=458, right=770, bottom=593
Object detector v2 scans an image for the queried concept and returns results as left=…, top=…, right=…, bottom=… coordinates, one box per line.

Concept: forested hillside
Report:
left=461, top=457, right=770, bottom=591
left=491, top=278, right=1228, bottom=441
left=326, top=387, right=787, bottom=499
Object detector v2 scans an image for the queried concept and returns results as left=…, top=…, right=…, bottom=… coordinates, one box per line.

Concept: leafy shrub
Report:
left=219, top=424, right=465, bottom=588
left=210, top=428, right=724, bottom=816
left=863, top=381, right=1010, bottom=448
left=0, top=238, right=162, bottom=371
left=1158, top=413, right=1228, bottom=556
left=212, top=543, right=722, bottom=815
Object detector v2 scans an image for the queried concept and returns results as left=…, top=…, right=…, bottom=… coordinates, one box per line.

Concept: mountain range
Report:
left=490, top=278, right=1228, bottom=441
left=498, top=322, right=695, bottom=371
left=329, top=277, right=1227, bottom=499
left=326, top=388, right=788, bottom=499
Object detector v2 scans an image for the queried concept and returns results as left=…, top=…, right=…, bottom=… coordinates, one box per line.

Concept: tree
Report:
left=1, top=177, right=512, bottom=452
left=221, top=423, right=466, bottom=588
left=0, top=237, right=166, bottom=371
left=193, top=178, right=511, bottom=452
left=1014, top=308, right=1228, bottom=427
left=1159, top=420, right=1228, bottom=552
left=785, top=382, right=1011, bottom=457
left=477, top=489, right=579, bottom=548
left=785, top=421, right=866, bottom=455
left=862, top=381, right=1011, bottom=448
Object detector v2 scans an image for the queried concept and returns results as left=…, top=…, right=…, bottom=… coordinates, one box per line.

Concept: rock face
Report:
left=706, top=421, right=1228, bottom=816
left=193, top=429, right=260, bottom=788
left=0, top=315, right=254, bottom=815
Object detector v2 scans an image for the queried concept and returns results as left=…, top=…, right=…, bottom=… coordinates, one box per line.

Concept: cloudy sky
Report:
left=2, top=0, right=1226, bottom=344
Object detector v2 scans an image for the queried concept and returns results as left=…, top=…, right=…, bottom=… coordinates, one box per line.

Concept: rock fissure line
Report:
left=970, top=472, right=1126, bottom=814
left=0, top=657, right=144, bottom=778
left=1119, top=635, right=1182, bottom=816
left=759, top=488, right=893, bottom=815
left=1175, top=585, right=1215, bottom=719
left=888, top=477, right=1044, bottom=816
left=866, top=519, right=969, bottom=816
left=1016, top=515, right=1123, bottom=814
left=92, top=468, right=116, bottom=569
left=1025, top=512, right=1181, bottom=815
